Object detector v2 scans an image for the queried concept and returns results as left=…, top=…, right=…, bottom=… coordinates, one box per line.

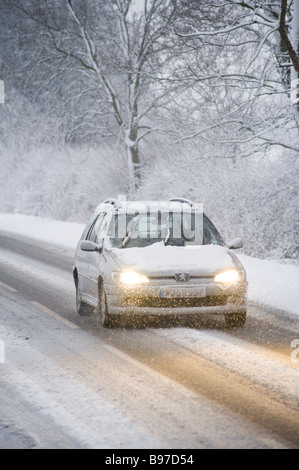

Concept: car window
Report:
left=203, top=215, right=224, bottom=246
left=109, top=212, right=168, bottom=248
left=108, top=211, right=223, bottom=248
left=86, top=213, right=105, bottom=243
left=95, top=214, right=108, bottom=244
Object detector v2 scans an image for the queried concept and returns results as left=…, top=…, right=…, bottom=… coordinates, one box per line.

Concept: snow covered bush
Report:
left=0, top=143, right=128, bottom=222
left=139, top=143, right=299, bottom=261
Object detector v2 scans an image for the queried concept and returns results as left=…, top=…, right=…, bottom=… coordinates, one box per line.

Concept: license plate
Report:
left=160, top=286, right=206, bottom=299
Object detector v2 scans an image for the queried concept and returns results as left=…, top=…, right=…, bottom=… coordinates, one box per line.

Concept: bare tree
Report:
left=172, top=0, right=299, bottom=151
left=6, top=0, right=181, bottom=194
left=288, top=0, right=299, bottom=124
left=226, top=0, right=299, bottom=126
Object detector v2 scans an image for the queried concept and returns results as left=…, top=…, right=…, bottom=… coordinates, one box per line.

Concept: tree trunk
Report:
left=279, top=0, right=299, bottom=126
left=125, top=129, right=141, bottom=197
left=291, top=0, right=299, bottom=127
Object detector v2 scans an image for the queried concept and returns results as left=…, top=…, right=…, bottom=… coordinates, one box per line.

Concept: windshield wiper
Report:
left=121, top=233, right=132, bottom=248
left=121, top=216, right=141, bottom=248
left=164, top=225, right=170, bottom=246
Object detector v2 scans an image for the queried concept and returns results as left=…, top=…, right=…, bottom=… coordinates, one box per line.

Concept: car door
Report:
left=88, top=213, right=110, bottom=299
left=79, top=212, right=106, bottom=299
left=76, top=215, right=97, bottom=295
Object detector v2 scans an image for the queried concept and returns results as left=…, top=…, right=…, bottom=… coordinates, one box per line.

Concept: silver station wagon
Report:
left=73, top=198, right=247, bottom=328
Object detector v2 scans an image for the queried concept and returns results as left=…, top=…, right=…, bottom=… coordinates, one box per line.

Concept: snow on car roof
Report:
left=96, top=198, right=203, bottom=214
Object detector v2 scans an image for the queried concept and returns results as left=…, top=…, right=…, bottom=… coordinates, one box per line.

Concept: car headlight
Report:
left=214, top=269, right=239, bottom=283
left=112, top=271, right=150, bottom=285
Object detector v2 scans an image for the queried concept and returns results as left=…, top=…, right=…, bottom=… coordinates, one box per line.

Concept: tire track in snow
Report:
left=1, top=236, right=299, bottom=447
left=155, top=328, right=299, bottom=407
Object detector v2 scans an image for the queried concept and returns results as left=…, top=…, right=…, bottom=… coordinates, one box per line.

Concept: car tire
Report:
left=75, top=283, right=94, bottom=316
left=99, top=284, right=113, bottom=328
left=225, top=311, right=247, bottom=328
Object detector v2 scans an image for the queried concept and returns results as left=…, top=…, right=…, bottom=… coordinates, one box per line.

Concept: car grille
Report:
left=125, top=295, right=228, bottom=309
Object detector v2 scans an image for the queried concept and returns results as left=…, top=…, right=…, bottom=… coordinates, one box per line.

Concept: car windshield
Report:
left=108, top=211, right=223, bottom=249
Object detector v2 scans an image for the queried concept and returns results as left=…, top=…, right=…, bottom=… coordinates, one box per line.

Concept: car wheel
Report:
left=225, top=311, right=247, bottom=328
left=99, top=284, right=113, bottom=328
left=75, top=283, right=94, bottom=316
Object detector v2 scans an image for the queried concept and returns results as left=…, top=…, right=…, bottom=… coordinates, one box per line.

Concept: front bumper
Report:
left=105, top=280, right=247, bottom=316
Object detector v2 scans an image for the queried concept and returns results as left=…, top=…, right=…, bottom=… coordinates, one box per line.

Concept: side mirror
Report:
left=227, top=237, right=243, bottom=250
left=80, top=240, right=102, bottom=253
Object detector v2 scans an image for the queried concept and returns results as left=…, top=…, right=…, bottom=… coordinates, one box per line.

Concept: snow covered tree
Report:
left=5, top=0, right=181, bottom=195
left=172, top=0, right=299, bottom=152
left=288, top=0, right=299, bottom=125
left=224, top=0, right=299, bottom=127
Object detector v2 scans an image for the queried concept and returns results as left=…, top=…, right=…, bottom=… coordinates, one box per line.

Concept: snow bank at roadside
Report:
left=0, top=213, right=84, bottom=249
left=0, top=213, right=298, bottom=317
left=238, top=254, right=299, bottom=317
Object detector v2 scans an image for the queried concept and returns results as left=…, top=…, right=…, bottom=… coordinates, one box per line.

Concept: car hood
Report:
left=110, top=242, right=237, bottom=277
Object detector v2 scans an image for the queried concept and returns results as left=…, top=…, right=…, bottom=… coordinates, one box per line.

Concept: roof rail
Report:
left=168, top=197, right=195, bottom=208
left=102, top=198, right=123, bottom=208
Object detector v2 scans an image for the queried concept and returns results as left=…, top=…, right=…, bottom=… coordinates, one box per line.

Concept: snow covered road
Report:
left=0, top=220, right=299, bottom=448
